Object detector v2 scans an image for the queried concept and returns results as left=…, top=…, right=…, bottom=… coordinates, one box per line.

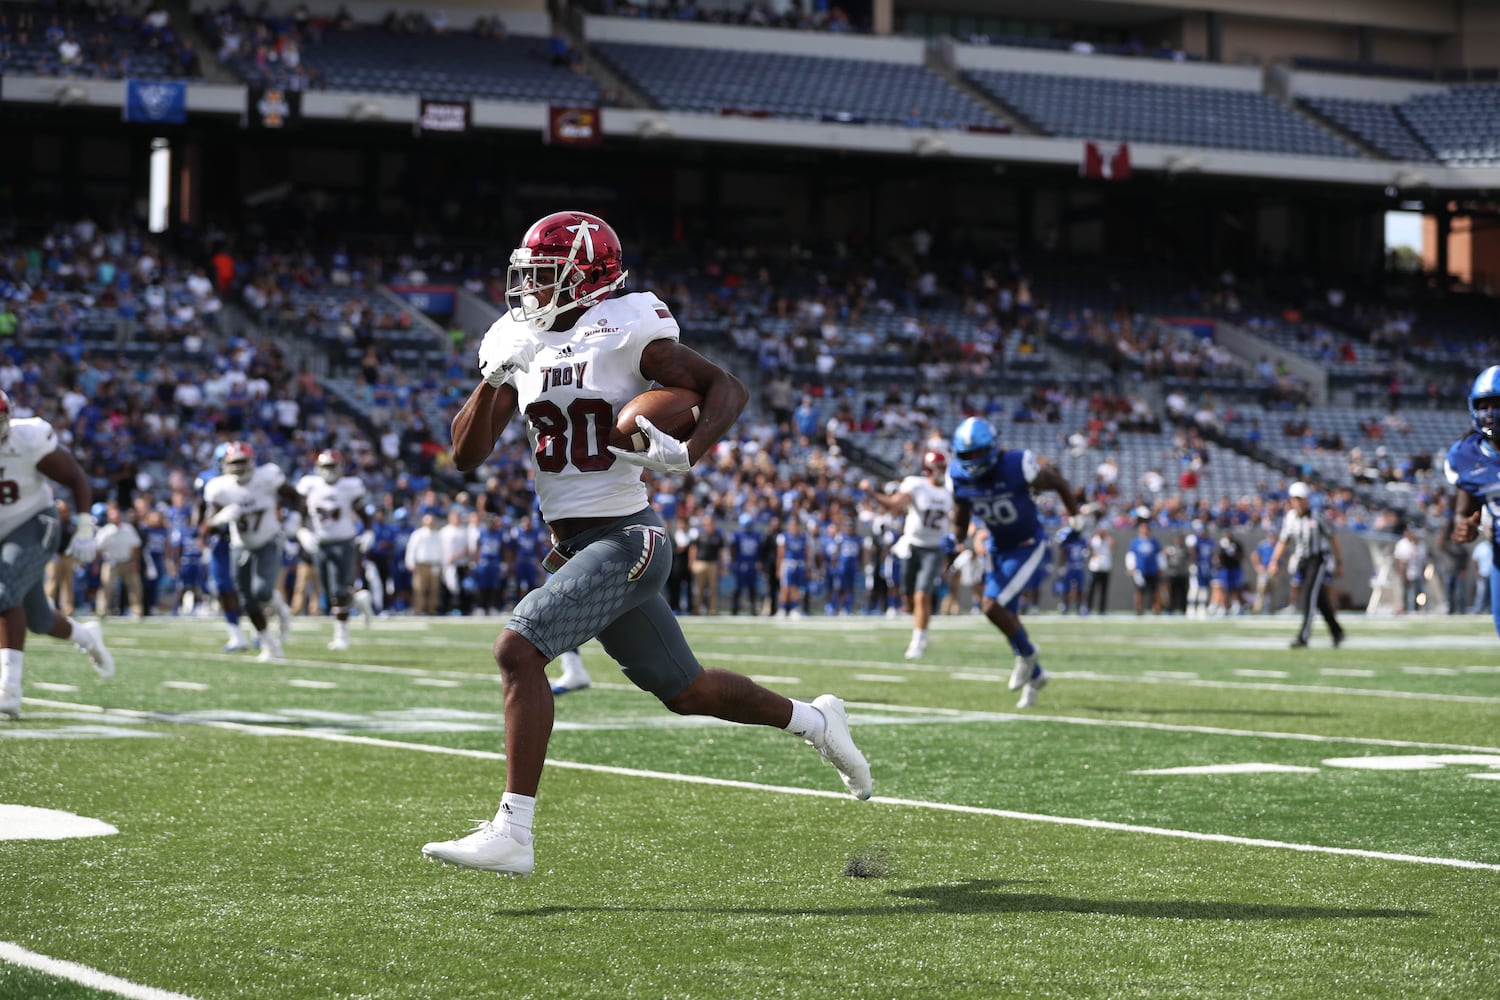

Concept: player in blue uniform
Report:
left=729, top=513, right=762, bottom=615
left=1127, top=517, right=1164, bottom=615
left=1445, top=365, right=1500, bottom=636
left=196, top=444, right=248, bottom=650
left=473, top=513, right=508, bottom=616
left=947, top=417, right=1079, bottom=708
left=1053, top=523, right=1089, bottom=614
left=1185, top=520, right=1215, bottom=619
left=830, top=517, right=864, bottom=616
left=776, top=516, right=811, bottom=618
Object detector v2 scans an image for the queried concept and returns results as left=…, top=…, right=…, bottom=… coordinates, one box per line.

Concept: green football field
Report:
left=2, top=611, right=1497, bottom=999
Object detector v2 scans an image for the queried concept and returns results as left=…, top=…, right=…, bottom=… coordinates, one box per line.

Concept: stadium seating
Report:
left=963, top=70, right=1361, bottom=157
left=1297, top=96, right=1435, bottom=161
left=219, top=28, right=602, bottom=103
left=0, top=1, right=195, bottom=80
left=1399, top=85, right=1500, bottom=166
left=592, top=41, right=1005, bottom=127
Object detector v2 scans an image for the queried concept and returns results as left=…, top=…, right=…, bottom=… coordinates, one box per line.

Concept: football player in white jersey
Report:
left=202, top=442, right=303, bottom=662
left=862, top=449, right=956, bottom=659
left=295, top=449, right=373, bottom=651
left=0, top=392, right=115, bottom=719
left=422, top=211, right=871, bottom=877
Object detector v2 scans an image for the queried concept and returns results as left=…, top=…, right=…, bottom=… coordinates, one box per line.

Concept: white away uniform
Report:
left=499, top=290, right=678, bottom=523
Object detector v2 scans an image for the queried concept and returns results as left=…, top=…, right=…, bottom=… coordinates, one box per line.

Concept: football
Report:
left=610, top=387, right=704, bottom=451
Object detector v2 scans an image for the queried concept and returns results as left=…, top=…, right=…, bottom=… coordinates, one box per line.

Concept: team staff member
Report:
left=1267, top=481, right=1345, bottom=649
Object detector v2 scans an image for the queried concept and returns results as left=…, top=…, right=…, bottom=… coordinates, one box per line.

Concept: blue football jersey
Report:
left=949, top=449, right=1044, bottom=551
left=1445, top=432, right=1500, bottom=525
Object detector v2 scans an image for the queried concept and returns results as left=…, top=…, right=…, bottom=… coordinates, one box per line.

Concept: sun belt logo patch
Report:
left=624, top=525, right=666, bottom=582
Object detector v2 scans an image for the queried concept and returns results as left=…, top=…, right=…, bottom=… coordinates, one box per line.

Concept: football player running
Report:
left=203, top=442, right=304, bottom=662
left=424, top=211, right=871, bottom=877
left=196, top=443, right=252, bottom=651
left=946, top=417, right=1080, bottom=709
left=863, top=449, right=955, bottom=659
left=296, top=450, right=374, bottom=651
left=1445, top=365, right=1500, bottom=636
left=0, top=391, right=115, bottom=719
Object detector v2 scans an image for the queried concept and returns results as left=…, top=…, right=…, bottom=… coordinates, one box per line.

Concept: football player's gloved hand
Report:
left=477, top=320, right=538, bottom=387
left=607, top=416, right=692, bottom=474
left=66, top=511, right=97, bottom=563
left=297, top=527, right=320, bottom=554
left=357, top=530, right=374, bottom=553
left=208, top=504, right=241, bottom=528
left=1132, top=571, right=1146, bottom=589
left=940, top=533, right=958, bottom=555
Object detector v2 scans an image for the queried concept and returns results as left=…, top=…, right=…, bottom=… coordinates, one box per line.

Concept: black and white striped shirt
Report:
left=1279, top=509, right=1333, bottom=569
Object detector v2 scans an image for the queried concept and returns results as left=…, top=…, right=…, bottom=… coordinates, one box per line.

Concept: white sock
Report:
left=497, top=792, right=536, bottom=844
left=912, top=628, right=927, bottom=642
left=67, top=617, right=92, bottom=650
left=227, top=622, right=247, bottom=644
left=0, top=648, right=21, bottom=691
left=334, top=619, right=349, bottom=642
left=785, top=700, right=826, bottom=744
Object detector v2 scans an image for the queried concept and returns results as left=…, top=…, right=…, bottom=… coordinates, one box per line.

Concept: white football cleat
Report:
left=276, top=600, right=292, bottom=645
left=422, top=821, right=534, bottom=877
left=256, top=633, right=285, bottom=663
left=903, top=634, right=927, bottom=660
left=808, top=694, right=873, bottom=800
left=327, top=636, right=349, bottom=652
left=1017, top=666, right=1049, bottom=709
left=0, top=685, right=20, bottom=720
left=1009, top=651, right=1038, bottom=691
left=75, top=621, right=115, bottom=680
left=354, top=589, right=375, bottom=628
left=551, top=649, right=591, bottom=695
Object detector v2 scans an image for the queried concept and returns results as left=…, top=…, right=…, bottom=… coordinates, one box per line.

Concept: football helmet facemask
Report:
left=222, top=441, right=255, bottom=485
left=1468, top=365, right=1500, bottom=441
left=506, top=211, right=628, bottom=331
left=951, top=418, right=999, bottom=479
left=316, top=449, right=343, bottom=484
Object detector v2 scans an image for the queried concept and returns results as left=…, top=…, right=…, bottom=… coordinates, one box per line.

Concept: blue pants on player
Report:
left=984, top=541, right=1053, bottom=615
left=208, top=536, right=235, bottom=598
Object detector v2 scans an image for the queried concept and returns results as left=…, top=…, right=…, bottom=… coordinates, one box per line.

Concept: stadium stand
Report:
left=592, top=41, right=1005, bottom=127
left=962, top=70, right=1361, bottom=157
left=0, top=0, right=199, bottom=79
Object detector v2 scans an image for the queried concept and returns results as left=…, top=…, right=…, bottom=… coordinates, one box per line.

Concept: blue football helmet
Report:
left=1469, top=365, right=1500, bottom=441
left=952, top=417, right=999, bottom=478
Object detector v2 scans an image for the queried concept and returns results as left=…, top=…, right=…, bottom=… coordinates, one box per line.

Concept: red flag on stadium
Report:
left=1081, top=141, right=1132, bottom=180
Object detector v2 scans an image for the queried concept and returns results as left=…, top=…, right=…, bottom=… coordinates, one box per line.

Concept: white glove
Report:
left=357, top=530, right=374, bottom=553
left=65, top=511, right=96, bottom=562
left=477, top=319, right=538, bottom=387
left=606, top=416, right=692, bottom=474
left=297, top=527, right=320, bottom=554
left=1133, top=572, right=1146, bottom=589
left=144, top=557, right=158, bottom=581
left=208, top=503, right=241, bottom=528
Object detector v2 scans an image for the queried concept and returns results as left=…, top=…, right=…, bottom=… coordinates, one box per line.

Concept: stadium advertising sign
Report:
left=388, top=284, right=457, bottom=317
left=417, top=99, right=470, bottom=135
left=247, top=87, right=301, bottom=129
left=123, top=80, right=187, bottom=125
left=545, top=105, right=601, bottom=147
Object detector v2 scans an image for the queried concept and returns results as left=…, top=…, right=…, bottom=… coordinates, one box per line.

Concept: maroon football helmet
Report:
left=0, top=390, right=11, bottom=446
left=222, top=441, right=256, bottom=484
left=506, top=211, right=628, bottom=330
left=316, top=449, right=343, bottom=484
left=922, top=449, right=948, bottom=477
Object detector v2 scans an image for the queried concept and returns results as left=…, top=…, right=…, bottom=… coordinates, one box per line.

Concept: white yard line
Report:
left=24, top=698, right=1500, bottom=873
left=0, top=941, right=198, bottom=1000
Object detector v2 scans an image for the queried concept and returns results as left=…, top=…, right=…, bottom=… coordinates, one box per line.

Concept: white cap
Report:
left=1287, top=482, right=1310, bottom=499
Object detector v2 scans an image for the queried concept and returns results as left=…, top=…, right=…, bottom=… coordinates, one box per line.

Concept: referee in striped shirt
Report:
left=1267, top=482, right=1346, bottom=649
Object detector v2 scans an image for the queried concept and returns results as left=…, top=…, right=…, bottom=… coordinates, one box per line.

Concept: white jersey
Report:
left=897, top=474, right=954, bottom=548
left=204, top=464, right=287, bottom=550
left=297, top=475, right=366, bottom=543
left=0, top=417, right=59, bottom=539
left=501, top=291, right=678, bottom=521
